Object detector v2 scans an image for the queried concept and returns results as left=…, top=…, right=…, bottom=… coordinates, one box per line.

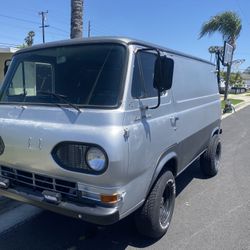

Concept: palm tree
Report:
left=70, top=0, right=83, bottom=39
left=199, top=11, right=242, bottom=101
left=24, top=31, right=35, bottom=47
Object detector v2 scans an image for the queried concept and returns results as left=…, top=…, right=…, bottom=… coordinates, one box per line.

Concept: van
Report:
left=0, top=37, right=221, bottom=238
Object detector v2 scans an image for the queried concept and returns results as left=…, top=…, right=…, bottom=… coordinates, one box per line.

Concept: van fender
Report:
left=210, top=125, right=221, bottom=138
left=147, top=151, right=178, bottom=196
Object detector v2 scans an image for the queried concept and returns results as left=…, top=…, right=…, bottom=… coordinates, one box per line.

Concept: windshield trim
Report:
left=0, top=42, right=129, bottom=110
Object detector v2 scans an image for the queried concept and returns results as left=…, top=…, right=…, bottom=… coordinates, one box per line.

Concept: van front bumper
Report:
left=0, top=187, right=120, bottom=225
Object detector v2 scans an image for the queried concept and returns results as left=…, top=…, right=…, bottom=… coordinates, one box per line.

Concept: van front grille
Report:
left=0, top=166, right=78, bottom=200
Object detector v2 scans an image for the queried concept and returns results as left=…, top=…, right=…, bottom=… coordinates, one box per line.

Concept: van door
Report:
left=123, top=50, right=177, bottom=187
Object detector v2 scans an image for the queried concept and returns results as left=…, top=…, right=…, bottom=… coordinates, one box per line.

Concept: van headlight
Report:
left=52, top=142, right=108, bottom=174
left=86, top=147, right=107, bottom=171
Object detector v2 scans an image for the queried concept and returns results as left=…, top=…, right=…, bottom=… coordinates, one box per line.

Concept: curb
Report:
left=222, top=100, right=250, bottom=120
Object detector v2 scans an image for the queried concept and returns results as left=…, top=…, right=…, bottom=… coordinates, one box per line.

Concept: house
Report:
left=0, top=47, right=19, bottom=84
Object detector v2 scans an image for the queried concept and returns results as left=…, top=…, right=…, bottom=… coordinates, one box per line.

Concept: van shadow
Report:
left=176, top=159, right=208, bottom=197
left=0, top=161, right=207, bottom=250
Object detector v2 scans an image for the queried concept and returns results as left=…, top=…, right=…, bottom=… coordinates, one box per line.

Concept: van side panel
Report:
left=171, top=54, right=221, bottom=171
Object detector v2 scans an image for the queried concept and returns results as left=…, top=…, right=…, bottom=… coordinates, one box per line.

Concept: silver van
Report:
left=0, top=37, right=221, bottom=238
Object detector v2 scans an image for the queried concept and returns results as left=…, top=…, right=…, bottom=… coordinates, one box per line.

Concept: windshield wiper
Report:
left=38, top=91, right=81, bottom=113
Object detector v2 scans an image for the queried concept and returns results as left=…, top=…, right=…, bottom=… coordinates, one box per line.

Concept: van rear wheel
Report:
left=135, top=170, right=175, bottom=239
left=200, top=134, right=221, bottom=177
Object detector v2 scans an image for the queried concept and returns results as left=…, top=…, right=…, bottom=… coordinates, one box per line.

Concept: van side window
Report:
left=131, top=51, right=158, bottom=98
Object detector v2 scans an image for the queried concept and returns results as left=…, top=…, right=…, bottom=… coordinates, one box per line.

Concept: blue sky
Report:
left=0, top=0, right=249, bottom=71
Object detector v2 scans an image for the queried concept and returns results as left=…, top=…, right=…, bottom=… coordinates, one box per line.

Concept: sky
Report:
left=0, top=0, right=249, bottom=71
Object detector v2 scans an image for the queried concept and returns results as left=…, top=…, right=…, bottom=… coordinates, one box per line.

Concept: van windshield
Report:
left=0, top=44, right=126, bottom=108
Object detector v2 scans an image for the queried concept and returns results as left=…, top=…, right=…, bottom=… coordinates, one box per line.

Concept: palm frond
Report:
left=199, top=11, right=242, bottom=47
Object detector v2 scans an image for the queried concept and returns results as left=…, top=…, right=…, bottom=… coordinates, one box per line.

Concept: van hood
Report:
left=0, top=105, right=127, bottom=185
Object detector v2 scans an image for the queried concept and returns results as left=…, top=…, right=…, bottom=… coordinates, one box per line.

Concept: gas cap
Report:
left=0, top=136, right=5, bottom=155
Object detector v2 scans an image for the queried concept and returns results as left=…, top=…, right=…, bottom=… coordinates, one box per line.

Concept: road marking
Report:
left=0, top=204, right=42, bottom=234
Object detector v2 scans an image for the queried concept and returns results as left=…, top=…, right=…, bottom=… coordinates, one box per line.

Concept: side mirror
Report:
left=4, top=59, right=11, bottom=75
left=153, top=56, right=174, bottom=92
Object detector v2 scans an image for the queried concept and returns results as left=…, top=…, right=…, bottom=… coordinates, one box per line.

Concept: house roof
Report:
left=0, top=47, right=19, bottom=53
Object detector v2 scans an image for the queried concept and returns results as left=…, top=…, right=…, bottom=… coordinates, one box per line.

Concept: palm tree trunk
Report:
left=71, top=0, right=83, bottom=39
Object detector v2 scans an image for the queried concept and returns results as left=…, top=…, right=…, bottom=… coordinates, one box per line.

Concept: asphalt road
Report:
left=0, top=107, right=250, bottom=250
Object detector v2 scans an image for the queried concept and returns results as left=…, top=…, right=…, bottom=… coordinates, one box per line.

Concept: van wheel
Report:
left=200, top=135, right=221, bottom=177
left=135, top=171, right=175, bottom=239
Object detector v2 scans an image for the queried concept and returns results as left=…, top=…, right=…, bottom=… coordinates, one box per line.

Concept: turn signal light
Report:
left=100, top=194, right=119, bottom=204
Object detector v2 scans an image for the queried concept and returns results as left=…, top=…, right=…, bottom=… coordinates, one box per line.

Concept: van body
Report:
left=0, top=37, right=221, bottom=238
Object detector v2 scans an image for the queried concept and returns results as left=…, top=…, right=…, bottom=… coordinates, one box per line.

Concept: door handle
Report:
left=170, top=116, right=179, bottom=130
left=170, top=116, right=179, bottom=123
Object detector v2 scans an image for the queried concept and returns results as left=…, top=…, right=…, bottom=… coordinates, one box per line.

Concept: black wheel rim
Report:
left=159, top=180, right=174, bottom=229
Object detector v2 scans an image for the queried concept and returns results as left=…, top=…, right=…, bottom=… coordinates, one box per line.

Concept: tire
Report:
left=200, top=134, right=221, bottom=177
left=135, top=170, right=176, bottom=239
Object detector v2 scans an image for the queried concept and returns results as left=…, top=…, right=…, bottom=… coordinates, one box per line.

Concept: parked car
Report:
left=0, top=37, right=222, bottom=238
left=230, top=86, right=247, bottom=94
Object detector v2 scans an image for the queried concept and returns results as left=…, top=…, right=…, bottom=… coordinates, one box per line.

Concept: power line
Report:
left=0, top=32, right=23, bottom=43
left=0, top=13, right=69, bottom=38
left=50, top=26, right=69, bottom=34
left=0, top=13, right=39, bottom=25
left=39, top=11, right=49, bottom=43
left=0, top=18, right=67, bottom=39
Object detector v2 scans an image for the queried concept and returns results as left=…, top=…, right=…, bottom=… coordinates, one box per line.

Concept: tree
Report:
left=18, top=31, right=35, bottom=48
left=70, top=0, right=83, bottom=39
left=24, top=31, right=35, bottom=47
left=199, top=11, right=242, bottom=101
left=220, top=71, right=244, bottom=86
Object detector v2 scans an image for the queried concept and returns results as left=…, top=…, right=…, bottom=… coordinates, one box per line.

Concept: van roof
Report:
left=15, top=36, right=214, bottom=66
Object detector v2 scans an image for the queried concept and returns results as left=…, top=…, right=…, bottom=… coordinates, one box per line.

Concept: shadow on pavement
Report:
left=176, top=159, right=208, bottom=197
left=0, top=160, right=207, bottom=250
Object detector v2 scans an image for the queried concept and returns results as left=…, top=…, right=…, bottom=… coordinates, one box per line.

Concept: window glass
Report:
left=9, top=63, right=23, bottom=96
left=0, top=44, right=126, bottom=107
left=7, top=62, right=53, bottom=97
left=131, top=51, right=158, bottom=98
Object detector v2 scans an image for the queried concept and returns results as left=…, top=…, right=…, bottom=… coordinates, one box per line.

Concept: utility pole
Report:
left=39, top=11, right=49, bottom=43
left=88, top=20, right=91, bottom=38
